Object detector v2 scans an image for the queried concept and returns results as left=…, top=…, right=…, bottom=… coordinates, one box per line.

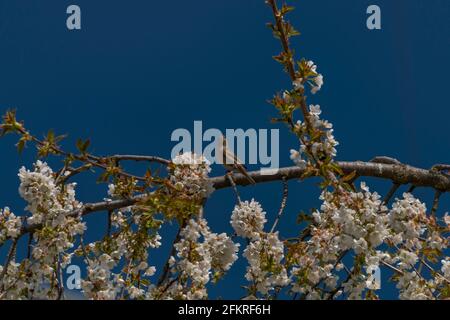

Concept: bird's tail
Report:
left=237, top=165, right=256, bottom=185
left=244, top=172, right=256, bottom=185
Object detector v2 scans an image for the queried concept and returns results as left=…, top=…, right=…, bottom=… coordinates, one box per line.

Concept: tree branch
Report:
left=18, top=193, right=152, bottom=237
left=211, top=161, right=450, bottom=191
left=382, top=183, right=401, bottom=205
left=6, top=159, right=450, bottom=242
left=109, top=155, right=171, bottom=166
left=270, top=176, right=289, bottom=233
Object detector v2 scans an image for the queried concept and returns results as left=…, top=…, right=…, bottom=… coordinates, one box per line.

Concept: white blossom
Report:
left=160, top=218, right=238, bottom=300
left=396, top=271, right=434, bottom=300
left=205, top=232, right=240, bottom=273
left=311, top=74, right=324, bottom=94
left=290, top=148, right=307, bottom=169
left=397, top=250, right=419, bottom=269
left=388, top=193, right=427, bottom=248
left=290, top=104, right=338, bottom=167
left=231, top=199, right=267, bottom=239
left=441, top=259, right=450, bottom=279
left=0, top=161, right=86, bottom=299
left=293, top=78, right=304, bottom=90
left=0, top=207, right=22, bottom=244
left=170, top=152, right=214, bottom=199
left=243, top=232, right=289, bottom=295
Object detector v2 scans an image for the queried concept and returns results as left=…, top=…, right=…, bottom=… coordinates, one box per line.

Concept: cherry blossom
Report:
left=231, top=199, right=267, bottom=239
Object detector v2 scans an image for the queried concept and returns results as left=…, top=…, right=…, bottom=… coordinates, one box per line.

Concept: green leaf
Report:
left=16, top=138, right=26, bottom=154
left=296, top=211, right=313, bottom=224
left=281, top=5, right=295, bottom=15
left=342, top=171, right=357, bottom=182
left=329, top=162, right=344, bottom=176
left=47, top=129, right=55, bottom=142
left=76, top=138, right=90, bottom=154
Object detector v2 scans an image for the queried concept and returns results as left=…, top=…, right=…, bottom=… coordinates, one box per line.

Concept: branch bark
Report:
left=211, top=161, right=450, bottom=191
left=18, top=194, right=151, bottom=236
left=7, top=159, right=450, bottom=242
left=109, top=155, right=171, bottom=165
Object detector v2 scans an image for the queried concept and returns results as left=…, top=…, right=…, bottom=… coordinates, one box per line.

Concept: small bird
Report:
left=217, top=135, right=256, bottom=185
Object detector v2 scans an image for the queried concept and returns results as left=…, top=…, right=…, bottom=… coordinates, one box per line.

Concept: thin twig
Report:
left=226, top=172, right=242, bottom=204
left=14, top=126, right=147, bottom=182
left=157, top=221, right=186, bottom=287
left=431, top=164, right=450, bottom=172
left=418, top=256, right=450, bottom=284
left=120, top=259, right=134, bottom=299
left=26, top=232, right=33, bottom=259
left=407, top=184, right=416, bottom=193
left=380, top=260, right=404, bottom=275
left=107, top=210, right=113, bottom=237
left=382, top=183, right=401, bottom=205
left=431, top=190, right=442, bottom=217
left=270, top=176, right=289, bottom=233
left=266, top=0, right=312, bottom=130
left=57, top=164, right=93, bottom=184
left=79, top=236, right=93, bottom=268
left=56, top=256, right=65, bottom=300
left=0, top=239, right=18, bottom=284
left=109, top=155, right=171, bottom=166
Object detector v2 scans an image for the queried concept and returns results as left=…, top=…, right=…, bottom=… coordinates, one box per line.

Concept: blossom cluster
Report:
left=0, top=207, right=22, bottom=245
left=170, top=152, right=214, bottom=199
left=290, top=104, right=338, bottom=168
left=231, top=200, right=289, bottom=296
left=387, top=192, right=428, bottom=248
left=81, top=208, right=162, bottom=300
left=18, top=161, right=83, bottom=227
left=243, top=232, right=290, bottom=295
left=0, top=161, right=85, bottom=299
left=293, top=60, right=324, bottom=94
left=82, top=251, right=121, bottom=300
left=323, top=182, right=389, bottom=251
left=381, top=193, right=448, bottom=299
left=289, top=183, right=387, bottom=298
left=230, top=199, right=267, bottom=239
left=288, top=185, right=449, bottom=300
left=153, top=218, right=239, bottom=299
left=288, top=59, right=337, bottom=169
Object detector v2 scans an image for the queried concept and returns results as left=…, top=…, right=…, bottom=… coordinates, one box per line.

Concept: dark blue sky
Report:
left=0, top=0, right=449, bottom=299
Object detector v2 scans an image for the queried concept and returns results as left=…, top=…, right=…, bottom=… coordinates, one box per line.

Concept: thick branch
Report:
left=8, top=160, right=450, bottom=242
left=211, top=161, right=450, bottom=191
